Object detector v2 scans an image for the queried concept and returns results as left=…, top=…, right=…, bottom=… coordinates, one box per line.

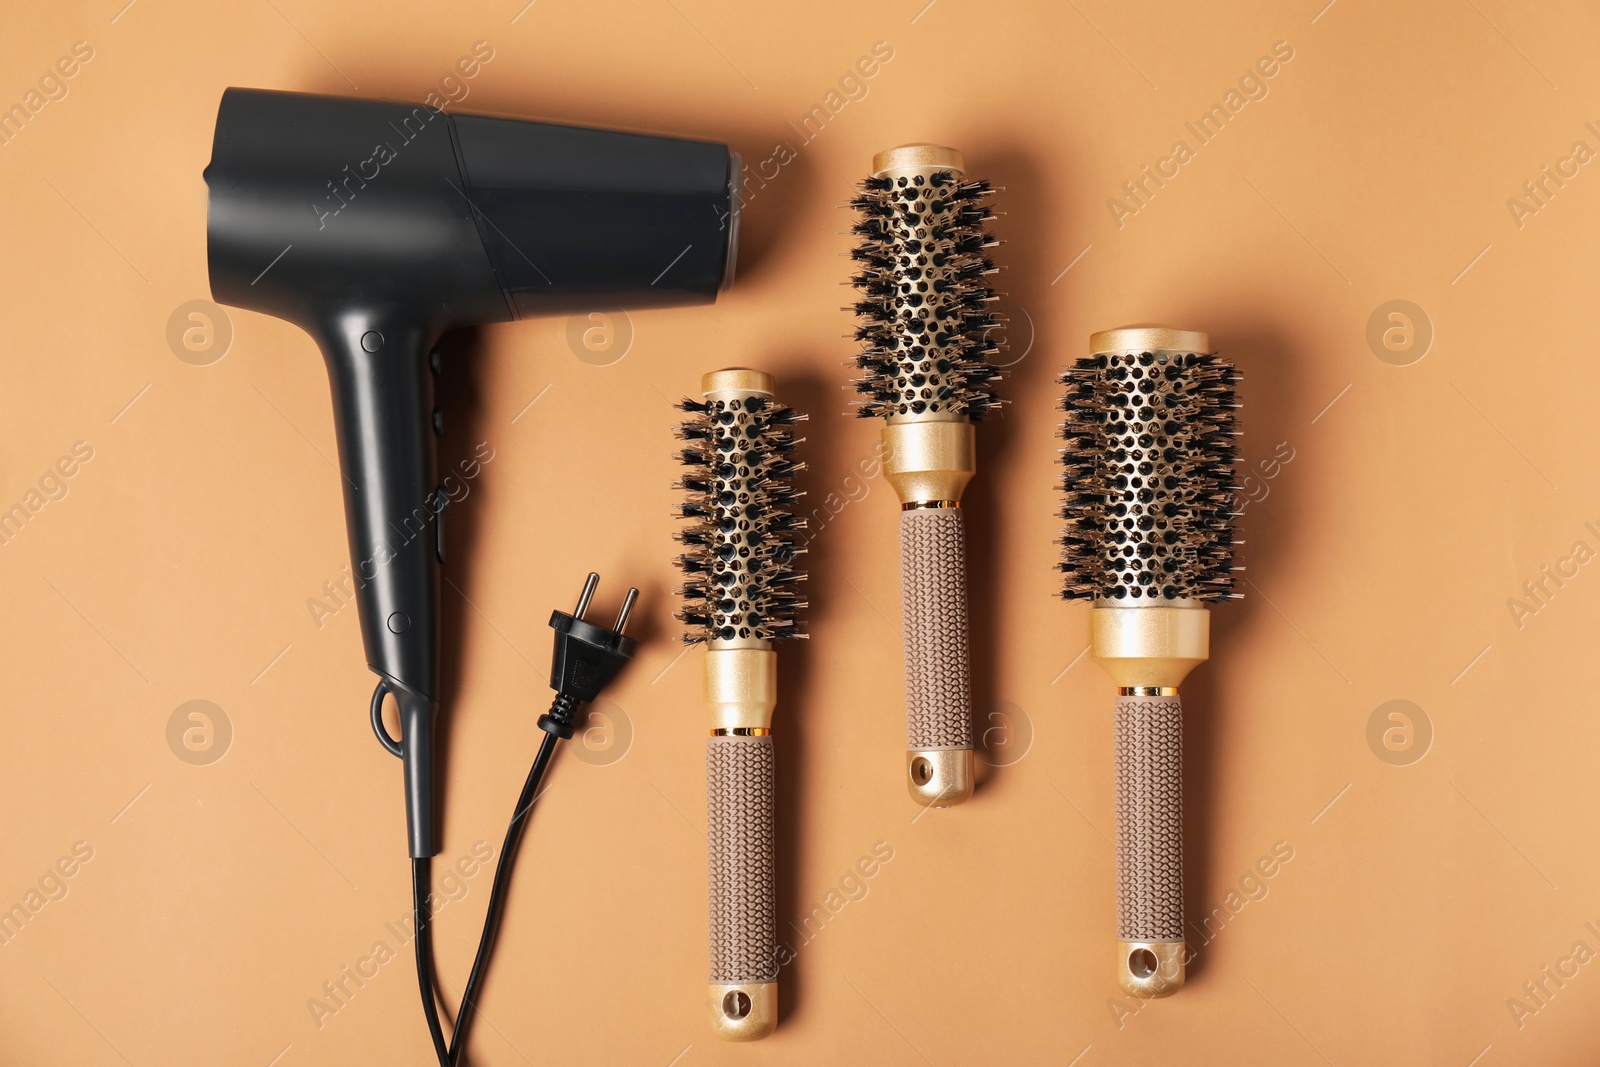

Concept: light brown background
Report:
left=2, top=0, right=1597, bottom=1064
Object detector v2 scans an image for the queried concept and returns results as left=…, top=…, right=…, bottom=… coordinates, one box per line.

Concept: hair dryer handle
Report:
left=318, top=314, right=443, bottom=858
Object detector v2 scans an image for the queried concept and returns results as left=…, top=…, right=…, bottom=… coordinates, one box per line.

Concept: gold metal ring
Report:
left=901, top=500, right=961, bottom=511
left=712, top=727, right=773, bottom=736
left=1119, top=686, right=1179, bottom=696
left=1090, top=325, right=1211, bottom=357
left=872, top=143, right=965, bottom=177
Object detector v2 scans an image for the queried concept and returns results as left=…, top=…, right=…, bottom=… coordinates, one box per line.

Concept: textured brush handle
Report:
left=707, top=735, right=777, bottom=987
left=899, top=508, right=973, bottom=750
left=1114, top=694, right=1184, bottom=942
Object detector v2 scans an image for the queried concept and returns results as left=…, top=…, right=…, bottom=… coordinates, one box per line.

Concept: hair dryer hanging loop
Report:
left=371, top=678, right=405, bottom=759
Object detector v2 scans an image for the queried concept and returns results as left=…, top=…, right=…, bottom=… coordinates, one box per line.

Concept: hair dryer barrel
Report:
left=205, top=87, right=739, bottom=322
left=450, top=111, right=739, bottom=312
left=205, top=88, right=739, bottom=857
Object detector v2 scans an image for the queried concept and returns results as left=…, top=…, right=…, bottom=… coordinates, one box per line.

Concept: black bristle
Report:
left=1058, top=352, right=1240, bottom=604
left=847, top=168, right=1004, bottom=420
left=672, top=392, right=809, bottom=643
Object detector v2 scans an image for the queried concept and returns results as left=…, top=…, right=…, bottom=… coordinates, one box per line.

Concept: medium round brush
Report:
left=674, top=368, right=807, bottom=1040
left=849, top=143, right=1002, bottom=807
left=1058, top=325, right=1240, bottom=997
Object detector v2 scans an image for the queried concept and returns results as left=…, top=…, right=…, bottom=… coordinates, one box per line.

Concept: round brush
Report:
left=1058, top=325, right=1241, bottom=997
left=674, top=368, right=807, bottom=1040
left=849, top=144, right=1003, bottom=807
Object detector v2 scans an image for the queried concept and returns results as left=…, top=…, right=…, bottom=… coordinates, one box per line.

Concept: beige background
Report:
left=2, top=0, right=1598, bottom=1063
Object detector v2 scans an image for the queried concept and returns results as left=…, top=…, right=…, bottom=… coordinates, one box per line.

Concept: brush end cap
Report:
left=1091, top=325, right=1210, bottom=355
left=873, top=144, right=965, bottom=177
left=906, top=748, right=974, bottom=806
left=709, top=982, right=776, bottom=1040
left=1117, top=941, right=1186, bottom=998
left=701, top=367, right=774, bottom=396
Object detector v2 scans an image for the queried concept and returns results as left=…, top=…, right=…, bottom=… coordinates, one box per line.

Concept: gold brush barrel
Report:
left=678, top=368, right=806, bottom=1040
left=1062, top=325, right=1240, bottom=998
left=863, top=144, right=1001, bottom=807
left=1094, top=326, right=1209, bottom=998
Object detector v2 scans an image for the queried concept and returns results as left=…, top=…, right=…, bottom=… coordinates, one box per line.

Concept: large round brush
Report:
left=849, top=144, right=1002, bottom=807
left=674, top=368, right=807, bottom=1040
left=1059, top=326, right=1240, bottom=997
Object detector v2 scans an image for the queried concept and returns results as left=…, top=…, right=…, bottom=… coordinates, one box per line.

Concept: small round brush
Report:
left=1059, top=325, right=1240, bottom=997
left=674, top=368, right=807, bottom=1040
left=849, top=143, right=1002, bottom=807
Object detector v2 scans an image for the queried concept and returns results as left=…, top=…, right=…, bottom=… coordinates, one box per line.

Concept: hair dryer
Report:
left=205, top=87, right=739, bottom=858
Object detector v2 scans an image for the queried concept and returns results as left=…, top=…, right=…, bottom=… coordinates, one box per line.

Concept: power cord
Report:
left=411, top=573, right=638, bottom=1066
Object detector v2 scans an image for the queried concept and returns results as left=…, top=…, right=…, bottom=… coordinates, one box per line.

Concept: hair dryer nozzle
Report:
left=205, top=88, right=738, bottom=857
left=448, top=110, right=738, bottom=314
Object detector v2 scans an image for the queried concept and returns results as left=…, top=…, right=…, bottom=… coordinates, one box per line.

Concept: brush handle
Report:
left=899, top=507, right=974, bottom=805
left=707, top=734, right=777, bottom=1039
left=1113, top=692, right=1185, bottom=997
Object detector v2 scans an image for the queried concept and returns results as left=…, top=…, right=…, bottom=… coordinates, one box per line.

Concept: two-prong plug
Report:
left=539, top=573, right=640, bottom=739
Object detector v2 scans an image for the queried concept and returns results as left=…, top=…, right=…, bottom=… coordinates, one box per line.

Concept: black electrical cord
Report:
left=409, top=729, right=560, bottom=1067
left=407, top=574, right=639, bottom=1067
left=455, top=731, right=557, bottom=1060
left=413, top=857, right=451, bottom=1064
left=414, top=731, right=557, bottom=1067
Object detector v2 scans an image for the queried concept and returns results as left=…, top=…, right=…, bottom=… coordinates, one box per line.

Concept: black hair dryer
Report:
left=205, top=88, right=740, bottom=857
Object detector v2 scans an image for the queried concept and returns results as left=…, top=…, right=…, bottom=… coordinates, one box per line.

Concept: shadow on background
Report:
left=962, top=142, right=1055, bottom=795
left=1179, top=322, right=1296, bottom=984
left=764, top=361, right=847, bottom=1027
left=431, top=324, right=489, bottom=867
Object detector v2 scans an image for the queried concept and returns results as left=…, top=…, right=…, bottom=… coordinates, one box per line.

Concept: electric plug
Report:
left=539, top=573, right=639, bottom=739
